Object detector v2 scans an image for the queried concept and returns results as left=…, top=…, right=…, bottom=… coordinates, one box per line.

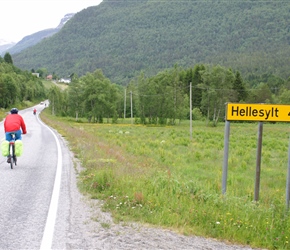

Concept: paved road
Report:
left=0, top=104, right=71, bottom=249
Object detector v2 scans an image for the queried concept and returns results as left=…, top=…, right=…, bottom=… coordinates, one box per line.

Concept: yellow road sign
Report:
left=226, top=103, right=290, bottom=122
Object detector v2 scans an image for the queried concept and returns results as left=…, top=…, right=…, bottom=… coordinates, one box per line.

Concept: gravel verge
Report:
left=51, top=133, right=264, bottom=250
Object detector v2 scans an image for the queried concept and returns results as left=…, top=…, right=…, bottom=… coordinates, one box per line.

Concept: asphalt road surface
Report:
left=0, top=103, right=69, bottom=249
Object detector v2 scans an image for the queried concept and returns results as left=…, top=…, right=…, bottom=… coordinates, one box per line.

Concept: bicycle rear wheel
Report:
left=9, top=144, right=15, bottom=169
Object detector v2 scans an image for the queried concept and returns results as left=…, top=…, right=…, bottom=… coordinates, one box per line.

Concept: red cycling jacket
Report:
left=4, top=114, right=27, bottom=134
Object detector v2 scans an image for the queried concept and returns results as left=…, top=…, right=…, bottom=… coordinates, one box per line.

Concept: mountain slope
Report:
left=12, top=0, right=290, bottom=84
left=4, top=13, right=75, bottom=55
left=0, top=39, right=15, bottom=55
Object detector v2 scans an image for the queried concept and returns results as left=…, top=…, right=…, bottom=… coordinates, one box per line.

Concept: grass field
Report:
left=41, top=111, right=290, bottom=249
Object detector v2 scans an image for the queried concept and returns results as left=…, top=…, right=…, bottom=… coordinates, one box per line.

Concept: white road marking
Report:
left=39, top=120, right=63, bottom=250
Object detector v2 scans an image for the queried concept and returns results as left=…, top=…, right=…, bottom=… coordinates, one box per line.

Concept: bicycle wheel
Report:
left=9, top=144, right=15, bottom=169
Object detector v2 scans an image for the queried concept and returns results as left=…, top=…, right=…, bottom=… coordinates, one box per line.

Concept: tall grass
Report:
left=41, top=111, right=290, bottom=249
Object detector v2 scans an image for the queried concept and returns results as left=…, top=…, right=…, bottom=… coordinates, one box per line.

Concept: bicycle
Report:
left=7, top=133, right=17, bottom=169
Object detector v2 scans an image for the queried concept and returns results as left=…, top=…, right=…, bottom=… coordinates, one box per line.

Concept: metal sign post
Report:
left=286, top=135, right=290, bottom=209
left=222, top=120, right=230, bottom=194
left=223, top=103, right=290, bottom=208
left=254, top=122, right=263, bottom=201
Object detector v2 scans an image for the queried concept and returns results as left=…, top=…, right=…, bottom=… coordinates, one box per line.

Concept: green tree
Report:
left=48, top=86, right=63, bottom=115
left=247, top=82, right=273, bottom=103
left=67, top=81, right=85, bottom=120
left=81, top=69, right=119, bottom=123
left=201, top=65, right=235, bottom=126
left=278, top=88, right=290, bottom=104
left=191, top=65, right=205, bottom=108
left=36, top=68, right=48, bottom=78
left=136, top=66, right=187, bottom=125
left=233, top=71, right=247, bottom=102
left=4, top=52, right=13, bottom=64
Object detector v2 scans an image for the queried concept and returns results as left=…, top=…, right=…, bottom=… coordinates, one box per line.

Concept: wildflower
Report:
left=216, top=221, right=220, bottom=225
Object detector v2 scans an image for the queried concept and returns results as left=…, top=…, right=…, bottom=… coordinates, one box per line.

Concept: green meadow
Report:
left=41, top=111, right=290, bottom=250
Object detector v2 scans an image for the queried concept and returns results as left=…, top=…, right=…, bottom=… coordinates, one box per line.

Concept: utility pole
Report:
left=124, top=88, right=126, bottom=119
left=190, top=82, right=192, bottom=140
left=130, top=91, right=133, bottom=124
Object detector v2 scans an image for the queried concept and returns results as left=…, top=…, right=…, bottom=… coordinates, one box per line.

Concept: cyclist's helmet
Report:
left=10, top=108, right=18, bottom=114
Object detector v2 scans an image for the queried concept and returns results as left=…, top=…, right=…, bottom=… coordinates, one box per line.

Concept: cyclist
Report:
left=4, top=108, right=27, bottom=163
left=33, top=108, right=36, bottom=115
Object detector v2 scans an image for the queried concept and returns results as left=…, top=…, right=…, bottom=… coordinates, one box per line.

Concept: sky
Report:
left=0, top=0, right=103, bottom=43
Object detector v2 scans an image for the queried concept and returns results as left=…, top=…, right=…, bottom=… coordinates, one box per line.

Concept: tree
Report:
left=48, top=86, right=63, bottom=115
left=4, top=52, right=13, bottom=64
left=36, top=68, right=48, bottom=78
left=201, top=65, right=235, bottom=126
left=233, top=71, right=247, bottom=102
left=191, top=64, right=205, bottom=108
left=81, top=69, right=119, bottom=123
left=67, top=81, right=85, bottom=120
left=278, top=88, right=290, bottom=104
left=247, top=82, right=273, bottom=103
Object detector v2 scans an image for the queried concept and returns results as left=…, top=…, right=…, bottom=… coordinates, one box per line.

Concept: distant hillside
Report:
left=12, top=0, right=290, bottom=85
left=0, top=40, right=15, bottom=55
left=4, top=13, right=75, bottom=55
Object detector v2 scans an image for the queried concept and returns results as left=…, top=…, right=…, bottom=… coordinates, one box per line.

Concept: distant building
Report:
left=59, top=78, right=71, bottom=84
left=46, top=74, right=53, bottom=80
left=32, top=73, right=39, bottom=78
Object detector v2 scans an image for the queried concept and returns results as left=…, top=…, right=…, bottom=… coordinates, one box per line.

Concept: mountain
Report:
left=0, top=39, right=15, bottom=55
left=12, top=0, right=290, bottom=85
left=1, top=13, right=75, bottom=56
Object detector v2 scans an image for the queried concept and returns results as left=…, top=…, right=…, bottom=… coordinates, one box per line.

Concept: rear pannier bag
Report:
left=15, top=140, right=23, bottom=157
left=1, top=140, right=9, bottom=157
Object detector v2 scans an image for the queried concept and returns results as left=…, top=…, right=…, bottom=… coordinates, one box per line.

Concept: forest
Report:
left=45, top=62, right=290, bottom=126
left=1, top=50, right=290, bottom=127
left=0, top=55, right=46, bottom=109
left=11, top=0, right=290, bottom=86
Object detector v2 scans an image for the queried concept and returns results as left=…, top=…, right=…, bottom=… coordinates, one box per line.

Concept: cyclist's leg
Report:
left=5, top=132, right=12, bottom=162
left=14, top=130, right=22, bottom=140
left=5, top=132, right=12, bottom=141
